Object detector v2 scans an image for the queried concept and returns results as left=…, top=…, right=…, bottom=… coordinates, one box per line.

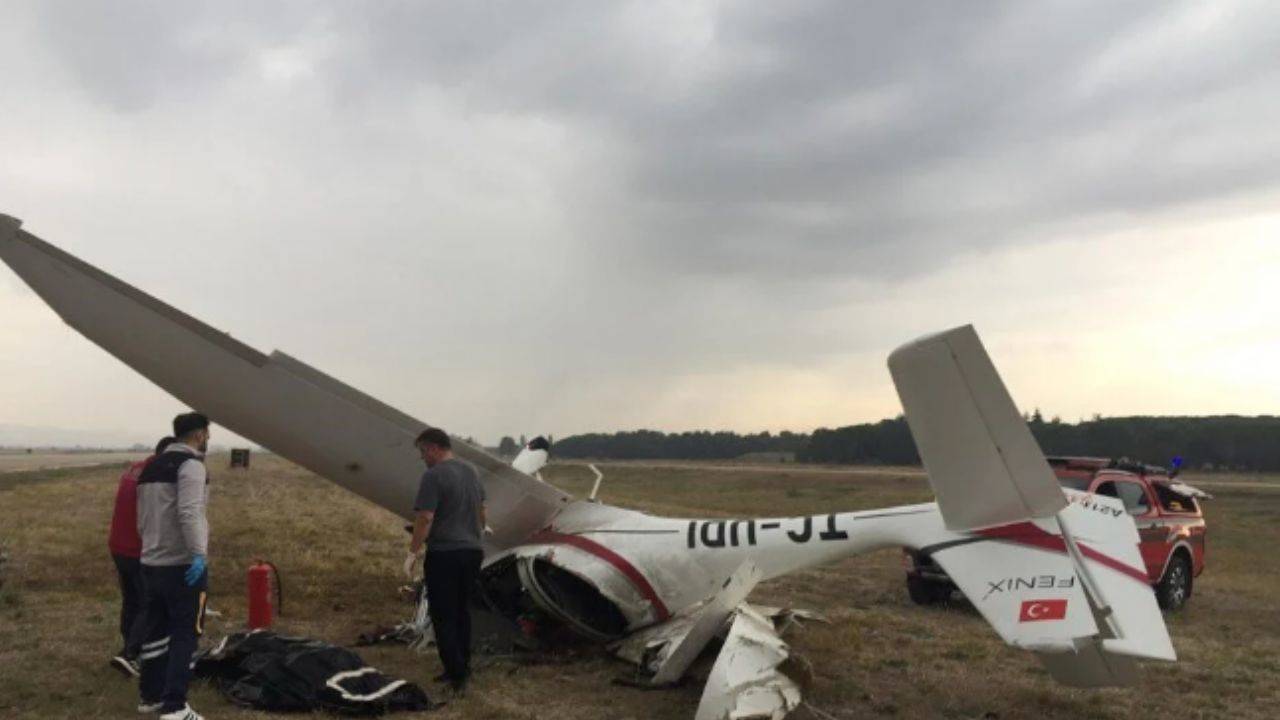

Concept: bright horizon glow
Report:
left=5, top=203, right=1278, bottom=447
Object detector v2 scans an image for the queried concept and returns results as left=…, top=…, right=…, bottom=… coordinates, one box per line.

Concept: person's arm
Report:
left=408, top=469, right=438, bottom=559
left=175, top=458, right=209, bottom=559
left=410, top=510, right=434, bottom=555
left=109, top=469, right=133, bottom=545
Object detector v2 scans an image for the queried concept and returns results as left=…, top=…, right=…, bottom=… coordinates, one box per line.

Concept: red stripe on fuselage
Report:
left=975, top=522, right=1149, bottom=585
left=529, top=531, right=672, bottom=622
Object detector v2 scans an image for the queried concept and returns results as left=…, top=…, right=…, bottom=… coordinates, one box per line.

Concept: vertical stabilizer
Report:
left=888, top=325, right=1066, bottom=531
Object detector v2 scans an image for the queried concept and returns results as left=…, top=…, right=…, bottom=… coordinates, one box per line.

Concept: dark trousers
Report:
left=425, top=548, right=483, bottom=684
left=137, top=564, right=207, bottom=712
left=111, top=553, right=146, bottom=658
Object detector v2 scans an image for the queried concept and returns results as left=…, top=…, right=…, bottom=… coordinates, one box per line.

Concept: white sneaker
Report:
left=158, top=705, right=204, bottom=720
left=137, top=700, right=163, bottom=714
left=112, top=655, right=142, bottom=678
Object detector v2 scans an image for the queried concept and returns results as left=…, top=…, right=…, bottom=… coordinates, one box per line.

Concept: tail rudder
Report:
left=1055, top=490, right=1177, bottom=664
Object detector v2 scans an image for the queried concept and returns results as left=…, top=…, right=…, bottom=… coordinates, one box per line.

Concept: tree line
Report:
left=550, top=415, right=1280, bottom=471
left=551, top=430, right=807, bottom=461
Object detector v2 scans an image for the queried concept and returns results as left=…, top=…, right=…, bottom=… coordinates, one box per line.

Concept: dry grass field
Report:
left=1, top=455, right=1277, bottom=719
left=0, top=451, right=146, bottom=474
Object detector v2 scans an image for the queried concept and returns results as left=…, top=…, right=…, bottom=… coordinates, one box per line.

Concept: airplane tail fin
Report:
left=889, top=326, right=1175, bottom=687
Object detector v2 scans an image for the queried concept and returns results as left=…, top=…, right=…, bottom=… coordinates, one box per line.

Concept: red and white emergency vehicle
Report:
left=906, top=456, right=1210, bottom=610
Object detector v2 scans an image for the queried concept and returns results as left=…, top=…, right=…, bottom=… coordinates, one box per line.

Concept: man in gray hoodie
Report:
left=134, top=412, right=212, bottom=720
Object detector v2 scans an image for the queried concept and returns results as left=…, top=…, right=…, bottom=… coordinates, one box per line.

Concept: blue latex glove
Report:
left=185, top=554, right=207, bottom=586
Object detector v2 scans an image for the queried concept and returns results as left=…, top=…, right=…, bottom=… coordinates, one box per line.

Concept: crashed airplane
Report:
left=0, top=214, right=1176, bottom=719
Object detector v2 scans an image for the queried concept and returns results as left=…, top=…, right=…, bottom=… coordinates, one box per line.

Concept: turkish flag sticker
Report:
left=1019, top=599, right=1068, bottom=622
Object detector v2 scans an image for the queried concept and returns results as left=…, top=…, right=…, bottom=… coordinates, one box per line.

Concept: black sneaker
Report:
left=111, top=655, right=141, bottom=679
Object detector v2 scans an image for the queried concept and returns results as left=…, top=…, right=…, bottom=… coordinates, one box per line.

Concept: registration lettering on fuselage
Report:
left=686, top=514, right=849, bottom=549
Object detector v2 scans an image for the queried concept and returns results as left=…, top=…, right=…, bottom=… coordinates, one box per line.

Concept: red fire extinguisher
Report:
left=247, top=559, right=282, bottom=630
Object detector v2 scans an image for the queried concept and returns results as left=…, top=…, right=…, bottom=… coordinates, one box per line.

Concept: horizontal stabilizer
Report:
left=1036, top=642, right=1140, bottom=687
left=926, top=523, right=1099, bottom=649
left=928, top=493, right=1175, bottom=687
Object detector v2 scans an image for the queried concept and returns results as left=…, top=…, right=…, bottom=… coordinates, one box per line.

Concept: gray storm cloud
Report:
left=287, top=1, right=1280, bottom=280
left=3, top=1, right=1279, bottom=441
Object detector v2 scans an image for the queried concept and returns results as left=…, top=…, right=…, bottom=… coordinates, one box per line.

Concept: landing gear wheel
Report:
left=906, top=574, right=950, bottom=606
left=1156, top=553, right=1192, bottom=611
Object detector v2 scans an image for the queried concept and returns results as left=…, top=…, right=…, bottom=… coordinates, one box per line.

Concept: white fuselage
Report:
left=493, top=499, right=956, bottom=633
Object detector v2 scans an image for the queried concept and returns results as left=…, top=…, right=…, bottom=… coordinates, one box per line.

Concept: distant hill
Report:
left=0, top=423, right=150, bottom=450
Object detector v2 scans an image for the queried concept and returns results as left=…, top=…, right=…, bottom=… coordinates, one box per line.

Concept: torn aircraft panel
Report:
left=748, top=607, right=829, bottom=636
left=649, top=561, right=761, bottom=685
left=696, top=604, right=802, bottom=720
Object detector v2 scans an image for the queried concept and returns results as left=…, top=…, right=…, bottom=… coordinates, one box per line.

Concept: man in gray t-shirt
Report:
left=408, top=427, right=485, bottom=693
left=413, top=457, right=485, bottom=551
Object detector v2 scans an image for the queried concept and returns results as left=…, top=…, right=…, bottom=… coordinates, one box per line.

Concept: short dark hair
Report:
left=154, top=436, right=176, bottom=455
left=172, top=412, right=210, bottom=439
left=415, top=427, right=451, bottom=449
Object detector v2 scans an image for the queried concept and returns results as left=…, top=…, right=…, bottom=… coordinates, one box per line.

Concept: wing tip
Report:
left=887, top=323, right=977, bottom=368
left=1, top=213, right=22, bottom=237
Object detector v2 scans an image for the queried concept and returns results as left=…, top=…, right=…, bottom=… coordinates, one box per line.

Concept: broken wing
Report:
left=0, top=216, right=570, bottom=551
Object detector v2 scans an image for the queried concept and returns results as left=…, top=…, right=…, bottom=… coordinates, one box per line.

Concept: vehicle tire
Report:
left=1156, top=553, right=1192, bottom=611
left=906, top=574, right=949, bottom=605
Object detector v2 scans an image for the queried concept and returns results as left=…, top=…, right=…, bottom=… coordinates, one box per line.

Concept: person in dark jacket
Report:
left=135, top=412, right=212, bottom=720
left=108, top=435, right=174, bottom=678
left=408, top=427, right=486, bottom=694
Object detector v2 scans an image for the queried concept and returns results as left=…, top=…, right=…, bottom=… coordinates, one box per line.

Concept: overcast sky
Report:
left=2, top=1, right=1279, bottom=447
